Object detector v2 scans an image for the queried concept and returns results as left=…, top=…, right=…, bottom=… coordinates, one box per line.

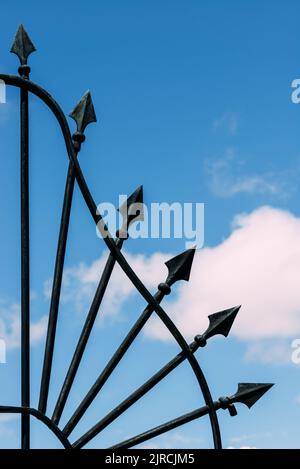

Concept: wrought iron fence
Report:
left=0, top=25, right=273, bottom=449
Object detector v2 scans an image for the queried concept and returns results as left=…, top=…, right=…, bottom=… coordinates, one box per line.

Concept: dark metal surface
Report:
left=230, top=383, right=274, bottom=408
left=11, top=24, right=36, bottom=450
left=20, top=82, right=30, bottom=450
left=0, top=25, right=274, bottom=449
left=70, top=305, right=241, bottom=448
left=52, top=187, right=143, bottom=425
left=69, top=90, right=97, bottom=134
left=63, top=248, right=196, bottom=436
left=39, top=91, right=96, bottom=415
left=63, top=299, right=239, bottom=440
left=0, top=406, right=72, bottom=449
left=110, top=383, right=274, bottom=449
left=10, top=24, right=36, bottom=66
left=38, top=163, right=76, bottom=414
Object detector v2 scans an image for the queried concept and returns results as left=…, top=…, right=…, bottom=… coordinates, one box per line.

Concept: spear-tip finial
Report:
left=10, top=24, right=36, bottom=66
left=230, top=383, right=274, bottom=409
left=165, top=246, right=196, bottom=287
left=204, top=305, right=240, bottom=340
left=118, top=185, right=144, bottom=235
left=69, top=90, right=97, bottom=134
left=193, top=305, right=240, bottom=348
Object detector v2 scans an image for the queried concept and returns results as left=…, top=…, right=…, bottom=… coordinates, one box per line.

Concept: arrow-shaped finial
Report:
left=231, top=383, right=274, bottom=409
left=69, top=90, right=97, bottom=134
left=10, top=24, right=36, bottom=65
left=118, top=185, right=144, bottom=234
left=204, top=305, right=240, bottom=340
left=193, top=306, right=240, bottom=348
left=165, top=247, right=196, bottom=286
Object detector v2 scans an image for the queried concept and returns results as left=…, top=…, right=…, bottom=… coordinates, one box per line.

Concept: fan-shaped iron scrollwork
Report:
left=0, top=25, right=274, bottom=449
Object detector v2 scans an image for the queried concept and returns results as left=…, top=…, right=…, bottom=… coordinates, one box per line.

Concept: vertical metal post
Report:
left=20, top=84, right=30, bottom=450
left=10, top=23, right=36, bottom=450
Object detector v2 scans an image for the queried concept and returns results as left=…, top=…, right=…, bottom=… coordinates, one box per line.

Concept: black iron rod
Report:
left=52, top=238, right=123, bottom=425
left=20, top=85, right=30, bottom=449
left=0, top=406, right=72, bottom=449
left=63, top=290, right=164, bottom=436
left=110, top=401, right=221, bottom=449
left=38, top=162, right=76, bottom=414
left=0, top=75, right=221, bottom=449
left=72, top=339, right=199, bottom=448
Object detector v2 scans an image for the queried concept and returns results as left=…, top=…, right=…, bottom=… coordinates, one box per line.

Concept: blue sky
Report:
left=0, top=0, right=300, bottom=449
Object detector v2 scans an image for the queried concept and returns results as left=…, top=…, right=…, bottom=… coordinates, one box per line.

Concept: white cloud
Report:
left=145, top=206, right=300, bottom=343
left=0, top=101, right=14, bottom=125
left=139, top=432, right=203, bottom=449
left=139, top=443, right=161, bottom=449
left=0, top=301, right=47, bottom=349
left=0, top=424, right=14, bottom=438
left=227, top=446, right=257, bottom=449
left=0, top=302, right=21, bottom=349
left=44, top=205, right=300, bottom=358
left=205, top=149, right=291, bottom=199
left=0, top=414, right=18, bottom=439
left=229, top=434, right=253, bottom=444
left=30, top=315, right=48, bottom=344
left=227, top=432, right=271, bottom=447
left=44, top=251, right=170, bottom=321
left=213, top=112, right=239, bottom=135
left=0, top=414, right=18, bottom=423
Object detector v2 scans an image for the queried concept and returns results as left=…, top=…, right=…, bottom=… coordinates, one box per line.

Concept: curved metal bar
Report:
left=0, top=74, right=222, bottom=449
left=0, top=406, right=72, bottom=449
left=71, top=339, right=206, bottom=448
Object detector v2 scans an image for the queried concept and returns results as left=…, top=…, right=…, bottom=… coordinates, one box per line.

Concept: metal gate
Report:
left=0, top=25, right=273, bottom=449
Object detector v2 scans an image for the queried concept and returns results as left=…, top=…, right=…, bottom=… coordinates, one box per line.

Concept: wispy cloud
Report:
left=244, top=340, right=292, bottom=365
left=228, top=431, right=271, bottom=448
left=0, top=414, right=19, bottom=423
left=229, top=434, right=254, bottom=444
left=213, top=112, right=239, bottom=136
left=0, top=101, right=15, bottom=125
left=227, top=446, right=257, bottom=449
left=139, top=432, right=203, bottom=449
left=0, top=424, right=15, bottom=438
left=205, top=148, right=293, bottom=199
left=0, top=300, right=47, bottom=349
left=0, top=414, right=18, bottom=439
